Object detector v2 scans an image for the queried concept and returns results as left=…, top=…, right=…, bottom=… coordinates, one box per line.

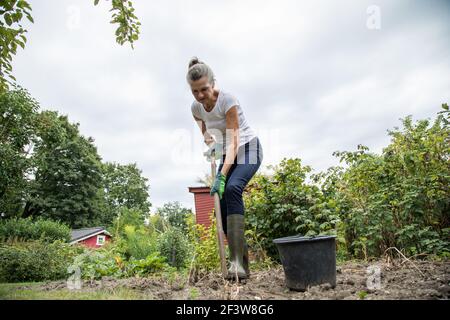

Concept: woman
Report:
left=187, top=57, right=263, bottom=279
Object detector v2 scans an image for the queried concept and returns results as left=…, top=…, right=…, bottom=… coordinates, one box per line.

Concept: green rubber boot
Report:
left=226, top=214, right=247, bottom=280
left=243, top=239, right=250, bottom=277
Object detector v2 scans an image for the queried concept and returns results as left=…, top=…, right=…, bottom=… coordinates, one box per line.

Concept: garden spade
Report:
left=204, top=145, right=228, bottom=278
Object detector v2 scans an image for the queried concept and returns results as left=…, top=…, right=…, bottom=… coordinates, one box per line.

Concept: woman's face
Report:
left=190, top=76, right=215, bottom=104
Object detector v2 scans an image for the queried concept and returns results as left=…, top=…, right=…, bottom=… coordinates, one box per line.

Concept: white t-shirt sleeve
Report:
left=191, top=102, right=202, bottom=120
left=222, top=92, right=240, bottom=114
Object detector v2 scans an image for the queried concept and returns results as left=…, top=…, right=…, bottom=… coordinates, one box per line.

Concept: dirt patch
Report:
left=32, top=259, right=449, bottom=300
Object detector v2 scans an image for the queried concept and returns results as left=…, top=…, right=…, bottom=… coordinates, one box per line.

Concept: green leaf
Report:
left=5, top=13, right=13, bottom=26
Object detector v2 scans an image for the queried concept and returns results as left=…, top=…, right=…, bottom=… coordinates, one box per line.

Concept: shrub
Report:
left=332, top=111, right=449, bottom=258
left=72, top=242, right=169, bottom=280
left=244, top=159, right=340, bottom=259
left=112, top=207, right=148, bottom=238
left=0, top=240, right=82, bottom=282
left=125, top=253, right=169, bottom=276
left=244, top=107, right=450, bottom=260
left=117, top=225, right=159, bottom=260
left=0, top=217, right=71, bottom=243
left=244, top=228, right=275, bottom=270
left=147, top=213, right=169, bottom=234
left=186, top=213, right=219, bottom=274
left=155, top=201, right=194, bottom=233
left=157, top=227, right=191, bottom=269
left=73, top=247, right=123, bottom=280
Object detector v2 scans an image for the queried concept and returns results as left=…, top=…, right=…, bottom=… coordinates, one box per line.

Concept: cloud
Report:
left=12, top=0, right=450, bottom=210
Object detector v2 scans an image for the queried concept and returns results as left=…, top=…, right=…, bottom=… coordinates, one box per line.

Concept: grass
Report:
left=0, top=282, right=151, bottom=300
left=358, top=291, right=368, bottom=300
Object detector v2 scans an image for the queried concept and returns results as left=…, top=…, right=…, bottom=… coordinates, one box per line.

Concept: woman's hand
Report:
left=204, top=142, right=223, bottom=161
left=210, top=172, right=227, bottom=199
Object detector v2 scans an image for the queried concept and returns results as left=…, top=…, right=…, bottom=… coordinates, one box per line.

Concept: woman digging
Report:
left=187, top=57, right=263, bottom=280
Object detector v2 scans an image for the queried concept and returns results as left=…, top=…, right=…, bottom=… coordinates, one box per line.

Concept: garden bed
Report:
left=2, top=259, right=448, bottom=300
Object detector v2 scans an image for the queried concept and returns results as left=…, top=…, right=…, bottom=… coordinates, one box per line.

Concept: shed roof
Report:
left=188, top=186, right=211, bottom=194
left=70, top=227, right=111, bottom=243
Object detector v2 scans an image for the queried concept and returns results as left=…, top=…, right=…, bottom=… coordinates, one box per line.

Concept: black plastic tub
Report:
left=273, top=235, right=336, bottom=291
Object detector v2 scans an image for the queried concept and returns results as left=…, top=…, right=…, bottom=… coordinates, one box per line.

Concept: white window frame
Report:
left=96, top=235, right=106, bottom=246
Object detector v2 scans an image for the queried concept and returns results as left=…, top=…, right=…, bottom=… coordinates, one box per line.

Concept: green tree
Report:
left=0, top=0, right=140, bottom=92
left=102, top=162, right=151, bottom=226
left=0, top=87, right=38, bottom=217
left=24, top=111, right=104, bottom=228
left=155, top=201, right=194, bottom=233
left=0, top=0, right=32, bottom=92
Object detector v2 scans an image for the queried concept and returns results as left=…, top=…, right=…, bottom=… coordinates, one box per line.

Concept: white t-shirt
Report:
left=191, top=90, right=257, bottom=155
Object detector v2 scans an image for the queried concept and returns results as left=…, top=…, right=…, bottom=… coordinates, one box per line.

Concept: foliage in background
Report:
left=0, top=239, right=82, bottom=282
left=155, top=201, right=194, bottom=234
left=157, top=227, right=191, bottom=269
left=93, top=0, right=140, bottom=48
left=147, top=213, right=168, bottom=234
left=186, top=213, right=219, bottom=274
left=244, top=228, right=275, bottom=270
left=330, top=106, right=449, bottom=258
left=24, top=110, right=104, bottom=228
left=112, top=207, right=152, bottom=239
left=0, top=217, right=70, bottom=242
left=244, top=159, right=340, bottom=259
left=0, top=0, right=33, bottom=92
left=115, top=224, right=158, bottom=260
left=245, top=105, right=449, bottom=260
left=69, top=242, right=169, bottom=280
left=102, top=162, right=151, bottom=228
left=0, top=88, right=37, bottom=216
left=124, top=253, right=169, bottom=277
left=437, top=103, right=449, bottom=125
left=0, top=88, right=150, bottom=228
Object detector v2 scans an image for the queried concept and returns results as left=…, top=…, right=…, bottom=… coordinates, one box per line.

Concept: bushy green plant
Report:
left=244, top=159, right=340, bottom=259
left=332, top=109, right=449, bottom=258
left=112, top=207, right=148, bottom=238
left=0, top=217, right=71, bottom=243
left=186, top=213, right=219, bottom=273
left=117, top=225, right=159, bottom=260
left=244, top=106, right=449, bottom=260
left=72, top=244, right=123, bottom=280
left=157, top=227, right=191, bottom=269
left=244, top=228, right=275, bottom=270
left=146, top=213, right=169, bottom=234
left=125, top=253, right=169, bottom=276
left=73, top=243, right=169, bottom=280
left=0, top=240, right=82, bottom=282
left=155, top=201, right=194, bottom=233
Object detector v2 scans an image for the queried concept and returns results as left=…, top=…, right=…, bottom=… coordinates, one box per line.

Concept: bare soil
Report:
left=31, top=259, right=449, bottom=300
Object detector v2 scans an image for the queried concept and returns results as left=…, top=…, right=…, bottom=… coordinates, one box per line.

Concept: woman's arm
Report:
left=193, top=115, right=214, bottom=146
left=221, top=106, right=240, bottom=176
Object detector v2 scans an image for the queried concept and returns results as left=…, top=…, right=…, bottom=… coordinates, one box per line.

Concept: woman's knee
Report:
left=224, top=182, right=242, bottom=197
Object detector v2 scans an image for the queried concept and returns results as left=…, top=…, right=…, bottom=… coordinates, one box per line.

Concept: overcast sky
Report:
left=13, top=0, right=450, bottom=212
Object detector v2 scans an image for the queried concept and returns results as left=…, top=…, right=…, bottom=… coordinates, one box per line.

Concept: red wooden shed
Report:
left=188, top=186, right=215, bottom=228
left=70, top=227, right=112, bottom=248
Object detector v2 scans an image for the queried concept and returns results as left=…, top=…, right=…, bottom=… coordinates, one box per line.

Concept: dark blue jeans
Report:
left=217, top=137, right=263, bottom=235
